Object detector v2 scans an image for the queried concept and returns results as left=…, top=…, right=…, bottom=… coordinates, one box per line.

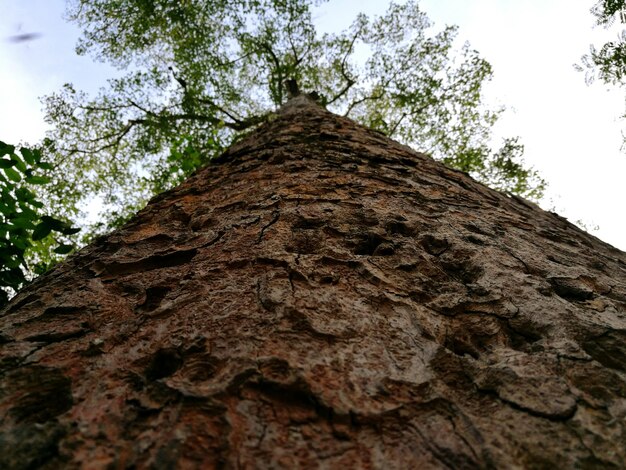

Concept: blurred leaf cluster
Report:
left=578, top=0, right=626, bottom=86
left=0, top=141, right=79, bottom=306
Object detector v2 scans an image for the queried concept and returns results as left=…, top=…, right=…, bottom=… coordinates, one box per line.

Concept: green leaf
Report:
left=53, top=244, right=74, bottom=254
left=61, top=226, right=81, bottom=236
left=20, top=147, right=36, bottom=165
left=10, top=236, right=29, bottom=250
left=0, top=267, right=26, bottom=289
left=14, top=187, right=37, bottom=203
left=8, top=217, right=36, bottom=230
left=4, top=257, right=22, bottom=269
left=10, top=154, right=27, bottom=173
left=3, top=167, right=21, bottom=182
left=37, top=161, right=54, bottom=170
left=0, top=246, right=20, bottom=259
left=40, top=215, right=69, bottom=232
left=32, top=262, right=49, bottom=275
left=0, top=141, right=15, bottom=157
left=25, top=175, right=51, bottom=185
left=0, top=159, right=16, bottom=169
left=32, top=222, right=53, bottom=241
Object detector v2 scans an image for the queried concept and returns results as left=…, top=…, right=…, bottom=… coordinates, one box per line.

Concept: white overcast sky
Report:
left=1, top=1, right=625, bottom=251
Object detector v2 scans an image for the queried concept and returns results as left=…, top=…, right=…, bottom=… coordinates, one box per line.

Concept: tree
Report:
left=42, top=0, right=544, bottom=238
left=0, top=141, right=79, bottom=307
left=578, top=0, right=626, bottom=86
left=0, top=96, right=624, bottom=468
left=577, top=1, right=626, bottom=150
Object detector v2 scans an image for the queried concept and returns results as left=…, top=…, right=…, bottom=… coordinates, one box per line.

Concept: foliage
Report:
left=577, top=0, right=626, bottom=85
left=42, top=0, right=545, bottom=234
left=472, top=137, right=545, bottom=201
left=0, top=141, right=79, bottom=307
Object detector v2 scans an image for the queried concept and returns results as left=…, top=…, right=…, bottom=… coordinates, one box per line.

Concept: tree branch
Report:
left=344, top=92, right=385, bottom=117
left=194, top=97, right=246, bottom=124
left=161, top=112, right=267, bottom=131
left=259, top=42, right=284, bottom=104
left=326, top=30, right=360, bottom=106
left=128, top=99, right=158, bottom=116
left=388, top=113, right=407, bottom=137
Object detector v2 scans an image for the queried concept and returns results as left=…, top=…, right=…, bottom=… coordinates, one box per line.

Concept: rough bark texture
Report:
left=1, top=96, right=626, bottom=469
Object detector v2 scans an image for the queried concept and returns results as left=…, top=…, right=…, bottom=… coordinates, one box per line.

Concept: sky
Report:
left=1, top=0, right=625, bottom=251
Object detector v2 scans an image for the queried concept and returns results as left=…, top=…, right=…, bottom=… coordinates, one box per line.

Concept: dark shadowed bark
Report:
left=1, top=96, right=626, bottom=469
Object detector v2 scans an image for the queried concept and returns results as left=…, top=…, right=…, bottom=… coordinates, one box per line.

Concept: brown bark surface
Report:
left=1, top=96, right=626, bottom=469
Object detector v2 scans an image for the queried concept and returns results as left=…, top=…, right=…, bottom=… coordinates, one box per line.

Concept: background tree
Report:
left=42, top=0, right=544, bottom=238
left=0, top=141, right=79, bottom=306
left=578, top=0, right=626, bottom=150
left=578, top=0, right=626, bottom=85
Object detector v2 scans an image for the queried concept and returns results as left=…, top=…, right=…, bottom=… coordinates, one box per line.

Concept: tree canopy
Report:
left=577, top=1, right=626, bottom=151
left=38, top=0, right=544, bottom=238
left=578, top=0, right=626, bottom=86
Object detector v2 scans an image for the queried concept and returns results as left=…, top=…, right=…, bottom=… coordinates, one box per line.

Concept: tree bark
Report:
left=1, top=95, right=625, bottom=469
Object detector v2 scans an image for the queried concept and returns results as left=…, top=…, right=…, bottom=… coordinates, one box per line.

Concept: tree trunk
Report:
left=1, top=96, right=625, bottom=469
